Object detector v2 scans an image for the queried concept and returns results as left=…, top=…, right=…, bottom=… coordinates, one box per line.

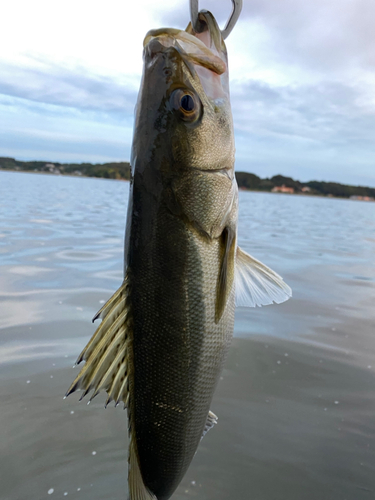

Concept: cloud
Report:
left=0, top=128, right=128, bottom=163
left=0, top=58, right=139, bottom=114
left=162, top=0, right=375, bottom=81
left=232, top=79, right=375, bottom=145
left=238, top=0, right=375, bottom=73
left=0, top=95, right=133, bottom=163
left=231, top=79, right=375, bottom=185
left=0, top=0, right=374, bottom=186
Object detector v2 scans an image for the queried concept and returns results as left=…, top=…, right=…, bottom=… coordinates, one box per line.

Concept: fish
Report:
left=65, top=10, right=292, bottom=500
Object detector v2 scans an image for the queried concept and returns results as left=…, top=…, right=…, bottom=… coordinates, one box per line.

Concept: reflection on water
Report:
left=1, top=171, right=374, bottom=499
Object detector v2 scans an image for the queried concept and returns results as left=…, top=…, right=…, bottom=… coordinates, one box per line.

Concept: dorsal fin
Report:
left=65, top=279, right=131, bottom=408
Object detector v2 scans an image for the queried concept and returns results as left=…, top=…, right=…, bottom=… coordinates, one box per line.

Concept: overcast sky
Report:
left=1, top=0, right=374, bottom=186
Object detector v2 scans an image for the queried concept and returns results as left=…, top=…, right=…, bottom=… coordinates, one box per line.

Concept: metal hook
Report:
left=189, top=0, right=243, bottom=39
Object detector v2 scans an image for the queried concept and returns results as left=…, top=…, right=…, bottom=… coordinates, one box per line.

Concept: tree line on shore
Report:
left=1, top=156, right=374, bottom=200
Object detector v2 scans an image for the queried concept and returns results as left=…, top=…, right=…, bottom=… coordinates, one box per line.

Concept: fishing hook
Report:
left=189, top=0, right=243, bottom=39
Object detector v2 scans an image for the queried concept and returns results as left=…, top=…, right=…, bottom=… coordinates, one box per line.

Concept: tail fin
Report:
left=128, top=437, right=157, bottom=500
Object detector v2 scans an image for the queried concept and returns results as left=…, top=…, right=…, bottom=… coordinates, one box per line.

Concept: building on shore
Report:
left=45, top=163, right=61, bottom=174
left=350, top=195, right=374, bottom=201
left=272, top=184, right=294, bottom=194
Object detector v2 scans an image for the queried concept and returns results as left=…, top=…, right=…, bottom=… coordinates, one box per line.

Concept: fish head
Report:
left=132, top=11, right=237, bottom=238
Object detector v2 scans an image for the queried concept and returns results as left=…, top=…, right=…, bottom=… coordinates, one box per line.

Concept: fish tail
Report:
left=128, top=436, right=157, bottom=500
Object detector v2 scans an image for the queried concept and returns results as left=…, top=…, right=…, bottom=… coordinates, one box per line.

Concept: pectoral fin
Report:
left=215, top=227, right=236, bottom=323
left=235, top=247, right=292, bottom=307
left=65, top=279, right=131, bottom=408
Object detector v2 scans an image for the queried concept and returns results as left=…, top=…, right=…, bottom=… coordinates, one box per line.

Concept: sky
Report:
left=1, top=0, right=374, bottom=186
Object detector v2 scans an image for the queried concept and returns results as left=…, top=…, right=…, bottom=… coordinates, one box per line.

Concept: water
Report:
left=1, top=171, right=375, bottom=500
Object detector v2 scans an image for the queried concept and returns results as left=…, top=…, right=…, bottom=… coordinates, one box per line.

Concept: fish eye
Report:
left=170, top=89, right=201, bottom=122
left=180, top=94, right=194, bottom=112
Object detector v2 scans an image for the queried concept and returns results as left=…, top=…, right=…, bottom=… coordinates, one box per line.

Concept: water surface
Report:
left=1, top=171, right=374, bottom=499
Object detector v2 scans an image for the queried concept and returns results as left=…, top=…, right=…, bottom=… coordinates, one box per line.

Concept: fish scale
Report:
left=130, top=206, right=234, bottom=499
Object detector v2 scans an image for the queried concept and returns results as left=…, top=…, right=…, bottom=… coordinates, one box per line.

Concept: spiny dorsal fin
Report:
left=235, top=247, right=292, bottom=307
left=201, top=410, right=218, bottom=440
left=216, top=227, right=236, bottom=323
left=65, top=279, right=131, bottom=408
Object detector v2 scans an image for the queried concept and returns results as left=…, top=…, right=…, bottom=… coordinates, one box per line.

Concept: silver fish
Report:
left=66, top=10, right=291, bottom=500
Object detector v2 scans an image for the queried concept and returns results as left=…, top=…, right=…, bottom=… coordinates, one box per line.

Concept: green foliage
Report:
left=270, top=175, right=302, bottom=190
left=235, top=172, right=261, bottom=190
left=305, top=181, right=375, bottom=199
left=0, top=157, right=131, bottom=180
left=257, top=179, right=275, bottom=191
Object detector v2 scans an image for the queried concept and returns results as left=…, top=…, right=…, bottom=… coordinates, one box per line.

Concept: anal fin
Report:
left=201, top=410, right=218, bottom=440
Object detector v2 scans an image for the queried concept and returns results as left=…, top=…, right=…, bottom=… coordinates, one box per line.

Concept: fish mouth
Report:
left=143, top=11, right=227, bottom=76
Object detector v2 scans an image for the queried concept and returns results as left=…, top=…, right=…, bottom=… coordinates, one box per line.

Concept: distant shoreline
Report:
left=0, top=168, right=130, bottom=181
left=1, top=157, right=374, bottom=201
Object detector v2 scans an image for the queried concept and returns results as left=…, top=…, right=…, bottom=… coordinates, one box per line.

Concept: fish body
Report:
left=66, top=11, right=291, bottom=500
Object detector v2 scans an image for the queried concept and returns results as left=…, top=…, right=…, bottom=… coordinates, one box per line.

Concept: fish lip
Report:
left=187, top=10, right=225, bottom=52
left=143, top=20, right=227, bottom=76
